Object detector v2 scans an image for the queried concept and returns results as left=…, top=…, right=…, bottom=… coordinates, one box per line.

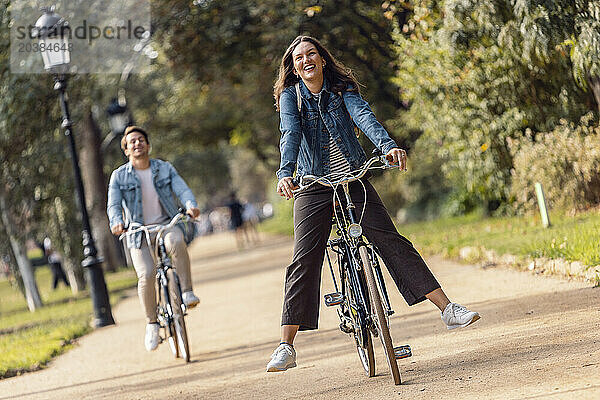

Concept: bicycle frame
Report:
left=155, top=234, right=186, bottom=330
left=326, top=181, right=395, bottom=332
left=292, top=155, right=408, bottom=383
left=293, top=156, right=396, bottom=332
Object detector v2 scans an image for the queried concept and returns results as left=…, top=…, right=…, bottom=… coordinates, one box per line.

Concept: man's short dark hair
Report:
left=121, top=126, right=149, bottom=151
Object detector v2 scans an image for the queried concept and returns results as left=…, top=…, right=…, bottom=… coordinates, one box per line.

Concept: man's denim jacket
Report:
left=107, top=159, right=198, bottom=249
left=276, top=79, right=398, bottom=180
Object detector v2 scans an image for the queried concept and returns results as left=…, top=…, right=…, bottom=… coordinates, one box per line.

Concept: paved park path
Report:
left=0, top=233, right=598, bottom=399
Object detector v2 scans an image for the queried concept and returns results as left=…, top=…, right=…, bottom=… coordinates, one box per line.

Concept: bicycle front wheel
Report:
left=359, top=246, right=401, bottom=385
left=167, top=269, right=191, bottom=362
left=158, top=276, right=178, bottom=357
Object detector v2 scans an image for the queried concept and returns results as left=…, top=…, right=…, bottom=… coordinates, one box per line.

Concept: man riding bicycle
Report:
left=107, top=126, right=200, bottom=352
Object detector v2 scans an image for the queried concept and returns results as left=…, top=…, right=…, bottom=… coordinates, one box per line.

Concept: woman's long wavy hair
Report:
left=273, top=36, right=360, bottom=111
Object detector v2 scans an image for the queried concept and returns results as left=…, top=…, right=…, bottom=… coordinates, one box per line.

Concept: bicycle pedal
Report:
left=394, top=345, right=412, bottom=360
left=324, top=292, right=344, bottom=307
left=339, top=321, right=353, bottom=334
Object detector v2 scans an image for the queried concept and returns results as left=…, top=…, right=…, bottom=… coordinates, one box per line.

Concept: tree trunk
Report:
left=0, top=233, right=25, bottom=296
left=63, top=257, right=85, bottom=293
left=589, top=75, right=600, bottom=116
left=79, top=108, right=125, bottom=272
left=53, top=196, right=86, bottom=293
left=0, top=192, right=43, bottom=311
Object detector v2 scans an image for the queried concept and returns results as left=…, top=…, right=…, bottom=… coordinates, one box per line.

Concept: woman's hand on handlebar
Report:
left=277, top=177, right=299, bottom=200
left=386, top=148, right=408, bottom=171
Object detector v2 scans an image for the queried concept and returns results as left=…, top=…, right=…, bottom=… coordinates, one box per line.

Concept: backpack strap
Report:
left=295, top=82, right=302, bottom=113
left=338, top=90, right=361, bottom=138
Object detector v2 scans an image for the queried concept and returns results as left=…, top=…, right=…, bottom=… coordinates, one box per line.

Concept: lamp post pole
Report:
left=55, top=76, right=115, bottom=327
left=34, top=7, right=115, bottom=328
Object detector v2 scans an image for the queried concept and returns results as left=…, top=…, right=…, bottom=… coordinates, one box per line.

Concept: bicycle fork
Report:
left=156, top=268, right=172, bottom=340
left=330, top=182, right=395, bottom=317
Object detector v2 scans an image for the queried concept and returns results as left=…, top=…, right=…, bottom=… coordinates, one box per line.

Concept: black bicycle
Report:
left=293, top=152, right=411, bottom=385
left=121, top=212, right=191, bottom=362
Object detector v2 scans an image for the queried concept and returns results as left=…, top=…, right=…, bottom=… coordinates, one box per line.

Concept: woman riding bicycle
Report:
left=267, top=36, right=480, bottom=372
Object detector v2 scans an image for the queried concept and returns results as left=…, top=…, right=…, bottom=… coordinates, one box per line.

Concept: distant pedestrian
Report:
left=227, top=192, right=246, bottom=248
left=43, top=237, right=70, bottom=290
left=242, top=201, right=260, bottom=244
left=0, top=255, right=11, bottom=280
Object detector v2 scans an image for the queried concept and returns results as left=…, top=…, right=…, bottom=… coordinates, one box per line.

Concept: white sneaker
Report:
left=441, top=303, right=480, bottom=330
left=182, top=291, right=200, bottom=308
left=266, top=343, right=297, bottom=372
left=145, top=323, right=160, bottom=351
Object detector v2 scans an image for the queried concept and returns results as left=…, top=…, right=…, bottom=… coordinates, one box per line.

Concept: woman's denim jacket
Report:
left=276, top=79, right=398, bottom=180
left=107, top=159, right=198, bottom=249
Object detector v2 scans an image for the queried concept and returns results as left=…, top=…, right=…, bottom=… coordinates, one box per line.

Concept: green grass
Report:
left=401, top=210, right=600, bottom=267
left=0, top=267, right=137, bottom=378
left=259, top=197, right=294, bottom=237
left=260, top=197, right=600, bottom=268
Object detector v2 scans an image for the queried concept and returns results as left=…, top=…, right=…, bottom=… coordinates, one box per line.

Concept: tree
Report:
left=0, top=1, right=89, bottom=293
left=151, top=0, right=402, bottom=164
left=0, top=190, right=42, bottom=311
left=518, top=0, right=600, bottom=114
left=390, top=0, right=595, bottom=215
left=80, top=107, right=126, bottom=272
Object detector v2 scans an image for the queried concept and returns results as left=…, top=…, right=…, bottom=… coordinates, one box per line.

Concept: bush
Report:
left=372, top=136, right=457, bottom=222
left=510, top=113, right=600, bottom=213
left=258, top=180, right=294, bottom=236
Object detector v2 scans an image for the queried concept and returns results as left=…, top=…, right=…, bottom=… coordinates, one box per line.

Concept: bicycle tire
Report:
left=359, top=246, right=401, bottom=385
left=167, top=269, right=190, bottom=362
left=158, top=276, right=178, bottom=358
left=345, top=271, right=375, bottom=377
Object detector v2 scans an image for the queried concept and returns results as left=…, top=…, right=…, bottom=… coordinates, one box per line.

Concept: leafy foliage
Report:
left=389, top=0, right=597, bottom=216
left=510, top=113, right=600, bottom=213
left=151, top=0, right=402, bottom=167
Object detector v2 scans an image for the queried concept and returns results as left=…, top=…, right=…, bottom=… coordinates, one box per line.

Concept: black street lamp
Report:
left=33, top=6, right=114, bottom=328
left=103, top=96, right=132, bottom=154
left=106, top=97, right=130, bottom=136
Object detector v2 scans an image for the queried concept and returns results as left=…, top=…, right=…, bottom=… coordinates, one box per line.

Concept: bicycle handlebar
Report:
left=119, top=211, right=190, bottom=241
left=291, top=155, right=398, bottom=195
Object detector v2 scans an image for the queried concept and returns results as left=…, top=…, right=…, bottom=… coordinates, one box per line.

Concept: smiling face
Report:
left=123, top=131, right=150, bottom=161
left=292, top=41, right=325, bottom=89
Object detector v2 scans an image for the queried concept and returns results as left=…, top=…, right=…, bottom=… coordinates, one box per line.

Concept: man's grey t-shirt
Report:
left=134, top=167, right=169, bottom=225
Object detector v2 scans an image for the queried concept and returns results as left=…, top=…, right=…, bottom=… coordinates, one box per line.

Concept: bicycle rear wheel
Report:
left=167, top=269, right=190, bottom=362
left=359, top=246, right=401, bottom=385
left=356, top=331, right=375, bottom=377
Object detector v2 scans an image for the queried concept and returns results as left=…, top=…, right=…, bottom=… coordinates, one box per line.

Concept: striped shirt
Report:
left=312, top=92, right=351, bottom=175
